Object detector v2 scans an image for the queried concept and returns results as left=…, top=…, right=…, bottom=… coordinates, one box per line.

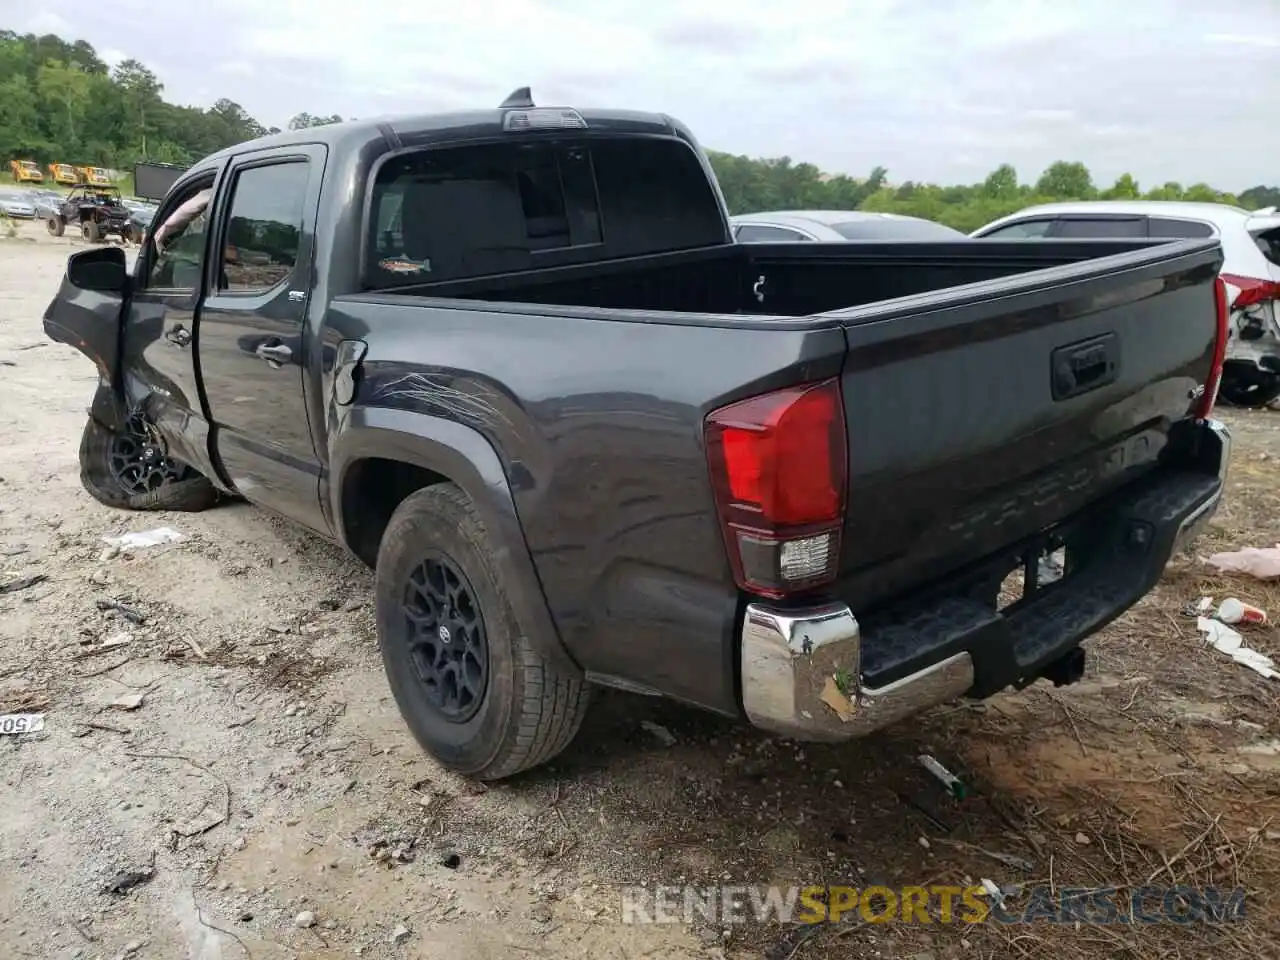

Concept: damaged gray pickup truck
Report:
left=45, top=89, right=1232, bottom=780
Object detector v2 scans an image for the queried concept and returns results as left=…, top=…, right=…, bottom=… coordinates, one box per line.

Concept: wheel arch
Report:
left=331, top=405, right=580, bottom=674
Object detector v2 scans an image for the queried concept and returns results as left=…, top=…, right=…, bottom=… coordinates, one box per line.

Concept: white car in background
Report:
left=0, top=189, right=37, bottom=221
left=972, top=201, right=1280, bottom=407
left=730, top=209, right=968, bottom=242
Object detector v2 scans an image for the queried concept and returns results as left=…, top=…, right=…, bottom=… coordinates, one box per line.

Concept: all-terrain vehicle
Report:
left=47, top=185, right=138, bottom=243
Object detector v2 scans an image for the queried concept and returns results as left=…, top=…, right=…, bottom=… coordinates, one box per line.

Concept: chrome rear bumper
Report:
left=741, top=602, right=974, bottom=741
left=741, top=418, right=1231, bottom=742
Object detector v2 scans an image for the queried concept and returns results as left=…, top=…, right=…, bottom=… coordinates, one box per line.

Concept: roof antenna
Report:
left=500, top=87, right=535, bottom=109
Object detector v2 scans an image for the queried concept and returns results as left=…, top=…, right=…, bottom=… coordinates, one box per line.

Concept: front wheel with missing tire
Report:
left=78, top=415, right=220, bottom=512
left=375, top=484, right=590, bottom=780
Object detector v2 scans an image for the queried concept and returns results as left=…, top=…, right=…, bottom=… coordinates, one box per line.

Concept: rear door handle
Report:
left=165, top=325, right=192, bottom=347
left=255, top=341, right=293, bottom=365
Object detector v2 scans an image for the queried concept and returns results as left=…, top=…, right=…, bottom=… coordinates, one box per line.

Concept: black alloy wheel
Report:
left=400, top=554, right=490, bottom=722
left=107, top=413, right=190, bottom=495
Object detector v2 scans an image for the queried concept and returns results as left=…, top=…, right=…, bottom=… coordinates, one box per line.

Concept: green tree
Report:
left=35, top=58, right=92, bottom=151
left=1240, top=185, right=1280, bottom=210
left=982, top=163, right=1019, bottom=199
left=1101, top=173, right=1140, bottom=199
left=288, top=112, right=343, bottom=130
left=113, top=59, right=164, bottom=159
left=1035, top=161, right=1094, bottom=199
left=1144, top=181, right=1184, bottom=201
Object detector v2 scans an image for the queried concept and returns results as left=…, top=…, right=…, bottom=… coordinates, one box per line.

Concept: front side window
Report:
left=980, top=219, right=1054, bottom=239
left=148, top=183, right=214, bottom=290
left=219, top=162, right=309, bottom=292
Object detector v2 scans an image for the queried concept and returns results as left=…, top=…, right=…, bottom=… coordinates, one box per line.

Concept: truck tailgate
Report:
left=833, top=239, right=1223, bottom=609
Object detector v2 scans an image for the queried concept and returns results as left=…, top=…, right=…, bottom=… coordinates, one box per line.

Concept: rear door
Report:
left=197, top=145, right=330, bottom=534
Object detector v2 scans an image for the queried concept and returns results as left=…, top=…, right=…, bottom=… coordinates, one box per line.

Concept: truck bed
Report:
left=373, top=237, right=1180, bottom=317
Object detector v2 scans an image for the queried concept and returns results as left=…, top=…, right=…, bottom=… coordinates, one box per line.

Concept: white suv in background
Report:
left=973, top=202, right=1280, bottom=407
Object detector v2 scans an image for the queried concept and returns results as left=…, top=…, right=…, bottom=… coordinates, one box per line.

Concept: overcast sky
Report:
left=15, top=0, right=1280, bottom=191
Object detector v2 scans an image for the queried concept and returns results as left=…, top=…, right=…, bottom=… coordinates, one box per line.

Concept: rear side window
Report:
left=1254, top=226, right=1280, bottom=266
left=1148, top=218, right=1214, bottom=239
left=1056, top=218, right=1146, bottom=238
left=735, top=224, right=810, bottom=242
left=367, top=137, right=726, bottom=287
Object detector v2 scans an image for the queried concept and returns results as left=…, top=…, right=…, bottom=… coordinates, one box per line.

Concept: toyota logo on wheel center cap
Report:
left=437, top=625, right=452, bottom=644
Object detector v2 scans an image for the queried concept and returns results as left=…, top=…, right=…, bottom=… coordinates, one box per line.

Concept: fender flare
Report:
left=87, top=378, right=128, bottom=432
left=330, top=405, right=580, bottom=674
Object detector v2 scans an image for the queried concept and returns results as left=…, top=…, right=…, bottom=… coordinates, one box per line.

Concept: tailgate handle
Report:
left=1051, top=333, right=1119, bottom=401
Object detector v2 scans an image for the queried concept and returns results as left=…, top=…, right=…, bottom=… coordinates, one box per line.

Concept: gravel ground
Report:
left=2, top=226, right=1279, bottom=960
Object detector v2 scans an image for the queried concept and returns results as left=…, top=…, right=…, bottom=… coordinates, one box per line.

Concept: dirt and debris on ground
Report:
left=3, top=230, right=1279, bottom=959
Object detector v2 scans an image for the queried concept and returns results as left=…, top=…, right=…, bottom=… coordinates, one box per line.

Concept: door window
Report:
left=1055, top=218, right=1146, bottom=238
left=219, top=162, right=310, bottom=293
left=147, top=183, right=214, bottom=290
left=979, top=219, right=1054, bottom=239
left=1147, top=218, right=1214, bottom=239
left=734, top=224, right=811, bottom=242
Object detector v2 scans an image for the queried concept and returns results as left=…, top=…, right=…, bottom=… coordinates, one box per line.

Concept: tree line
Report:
left=3, top=29, right=1277, bottom=231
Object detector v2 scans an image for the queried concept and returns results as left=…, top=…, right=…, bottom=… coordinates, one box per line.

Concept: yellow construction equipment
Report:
left=76, top=166, right=113, bottom=186
left=9, top=159, right=44, bottom=183
left=48, top=163, right=78, bottom=186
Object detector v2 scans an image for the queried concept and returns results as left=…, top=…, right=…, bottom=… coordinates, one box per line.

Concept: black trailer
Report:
left=133, top=161, right=188, bottom=202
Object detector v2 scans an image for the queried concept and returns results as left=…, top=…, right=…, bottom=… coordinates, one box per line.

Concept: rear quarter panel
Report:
left=325, top=297, right=848, bottom=713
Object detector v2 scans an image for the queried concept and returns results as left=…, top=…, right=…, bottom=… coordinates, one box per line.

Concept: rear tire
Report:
left=78, top=416, right=220, bottom=512
left=375, top=484, right=590, bottom=781
left=47, top=217, right=64, bottom=237
left=1219, top=369, right=1280, bottom=408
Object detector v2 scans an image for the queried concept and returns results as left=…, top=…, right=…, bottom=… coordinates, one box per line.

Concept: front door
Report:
left=196, top=146, right=330, bottom=535
left=125, top=173, right=223, bottom=479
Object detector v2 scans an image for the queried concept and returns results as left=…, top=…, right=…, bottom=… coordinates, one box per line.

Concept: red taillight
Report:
left=705, top=379, right=847, bottom=598
left=1197, top=276, right=1230, bottom=419
left=1222, top=273, right=1280, bottom=310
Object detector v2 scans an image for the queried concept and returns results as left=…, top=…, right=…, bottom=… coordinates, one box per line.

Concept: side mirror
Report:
left=66, top=246, right=129, bottom=294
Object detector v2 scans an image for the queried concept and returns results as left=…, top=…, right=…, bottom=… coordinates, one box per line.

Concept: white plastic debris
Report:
left=1197, top=617, right=1280, bottom=680
left=0, top=713, right=45, bottom=735
left=1205, top=545, right=1280, bottom=580
left=979, top=878, right=1005, bottom=910
left=102, top=527, right=184, bottom=551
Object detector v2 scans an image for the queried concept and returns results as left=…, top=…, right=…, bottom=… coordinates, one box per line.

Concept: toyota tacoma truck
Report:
left=44, top=89, right=1232, bottom=781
